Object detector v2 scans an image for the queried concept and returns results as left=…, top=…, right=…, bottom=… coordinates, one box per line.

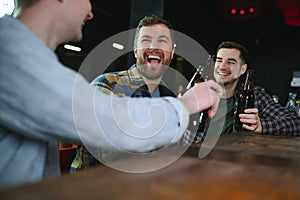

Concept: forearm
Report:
left=74, top=88, right=189, bottom=153
left=255, top=87, right=300, bottom=136
left=260, top=114, right=300, bottom=136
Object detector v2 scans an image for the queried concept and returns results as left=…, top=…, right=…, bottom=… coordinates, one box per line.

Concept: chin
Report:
left=72, top=33, right=83, bottom=43
left=215, top=76, right=224, bottom=82
left=216, top=78, right=227, bottom=85
left=76, top=36, right=83, bottom=42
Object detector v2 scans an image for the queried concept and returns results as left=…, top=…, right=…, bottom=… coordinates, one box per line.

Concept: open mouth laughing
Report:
left=146, top=54, right=162, bottom=66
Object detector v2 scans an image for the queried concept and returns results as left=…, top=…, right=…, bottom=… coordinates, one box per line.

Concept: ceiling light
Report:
left=112, top=43, right=124, bottom=50
left=64, top=44, right=81, bottom=52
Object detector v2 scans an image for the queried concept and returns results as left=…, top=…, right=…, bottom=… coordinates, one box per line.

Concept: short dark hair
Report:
left=134, top=15, right=175, bottom=48
left=13, top=0, right=38, bottom=16
left=14, top=0, right=37, bottom=9
left=216, top=41, right=249, bottom=65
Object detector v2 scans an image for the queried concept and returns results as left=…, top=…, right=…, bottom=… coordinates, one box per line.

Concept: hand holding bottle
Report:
left=178, top=80, right=221, bottom=116
left=234, top=69, right=261, bottom=132
left=236, top=108, right=262, bottom=133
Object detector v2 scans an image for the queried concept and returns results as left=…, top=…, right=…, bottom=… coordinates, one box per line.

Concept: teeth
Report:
left=148, top=55, right=160, bottom=59
left=218, top=72, right=228, bottom=75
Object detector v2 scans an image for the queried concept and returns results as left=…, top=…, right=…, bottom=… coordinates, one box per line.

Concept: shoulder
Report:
left=91, top=70, right=128, bottom=85
left=253, top=85, right=272, bottom=98
left=253, top=85, right=266, bottom=93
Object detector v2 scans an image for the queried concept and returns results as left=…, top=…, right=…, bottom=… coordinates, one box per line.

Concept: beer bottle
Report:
left=185, top=65, right=205, bottom=89
left=234, top=69, right=255, bottom=131
left=185, top=55, right=214, bottom=142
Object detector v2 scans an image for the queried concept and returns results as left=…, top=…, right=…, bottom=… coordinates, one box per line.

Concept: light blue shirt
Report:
left=150, top=88, right=161, bottom=98
left=0, top=15, right=189, bottom=190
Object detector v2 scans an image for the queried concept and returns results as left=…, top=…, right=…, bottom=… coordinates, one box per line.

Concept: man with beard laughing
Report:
left=71, top=15, right=178, bottom=171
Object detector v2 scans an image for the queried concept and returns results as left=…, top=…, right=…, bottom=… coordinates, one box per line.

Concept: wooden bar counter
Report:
left=1, top=132, right=300, bottom=200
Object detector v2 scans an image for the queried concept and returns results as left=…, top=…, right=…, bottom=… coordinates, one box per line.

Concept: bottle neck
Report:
left=243, top=71, right=253, bottom=90
left=186, top=68, right=204, bottom=89
left=244, top=81, right=253, bottom=90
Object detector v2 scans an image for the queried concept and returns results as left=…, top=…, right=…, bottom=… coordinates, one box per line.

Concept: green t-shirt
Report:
left=208, top=96, right=235, bottom=135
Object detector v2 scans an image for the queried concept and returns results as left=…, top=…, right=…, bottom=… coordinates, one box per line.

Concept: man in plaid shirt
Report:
left=71, top=15, right=178, bottom=171
left=184, top=41, right=300, bottom=144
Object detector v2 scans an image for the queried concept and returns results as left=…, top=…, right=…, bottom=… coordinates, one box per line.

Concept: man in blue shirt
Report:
left=0, top=0, right=221, bottom=190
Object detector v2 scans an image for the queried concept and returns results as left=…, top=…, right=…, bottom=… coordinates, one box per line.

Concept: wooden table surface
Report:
left=1, top=132, right=300, bottom=200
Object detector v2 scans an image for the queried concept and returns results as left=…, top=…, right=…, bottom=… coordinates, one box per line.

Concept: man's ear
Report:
left=133, top=47, right=137, bottom=58
left=240, top=63, right=247, bottom=75
left=170, top=44, right=176, bottom=59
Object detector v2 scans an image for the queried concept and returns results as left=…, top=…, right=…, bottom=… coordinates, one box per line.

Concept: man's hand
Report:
left=238, top=108, right=262, bottom=133
left=178, top=80, right=222, bottom=117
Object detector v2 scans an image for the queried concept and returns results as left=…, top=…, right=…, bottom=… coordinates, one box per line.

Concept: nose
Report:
left=149, top=40, right=158, bottom=50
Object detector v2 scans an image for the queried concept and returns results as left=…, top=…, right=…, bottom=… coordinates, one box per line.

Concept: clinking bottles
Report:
left=185, top=55, right=214, bottom=143
left=234, top=69, right=255, bottom=131
left=187, top=65, right=208, bottom=140
left=185, top=65, right=205, bottom=89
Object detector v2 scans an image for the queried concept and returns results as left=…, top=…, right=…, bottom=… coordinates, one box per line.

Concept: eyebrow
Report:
left=216, top=57, right=237, bottom=63
left=141, top=35, right=170, bottom=41
left=227, top=58, right=237, bottom=62
left=158, top=35, right=170, bottom=41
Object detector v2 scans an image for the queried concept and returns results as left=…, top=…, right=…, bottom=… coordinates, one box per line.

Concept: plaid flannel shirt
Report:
left=183, top=82, right=300, bottom=145
left=251, top=85, right=300, bottom=135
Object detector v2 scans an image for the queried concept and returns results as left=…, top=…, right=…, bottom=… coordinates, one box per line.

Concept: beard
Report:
left=137, top=63, right=169, bottom=80
left=136, top=51, right=172, bottom=80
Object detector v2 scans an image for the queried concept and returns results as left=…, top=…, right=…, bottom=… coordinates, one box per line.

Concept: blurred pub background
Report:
left=3, top=0, right=299, bottom=105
